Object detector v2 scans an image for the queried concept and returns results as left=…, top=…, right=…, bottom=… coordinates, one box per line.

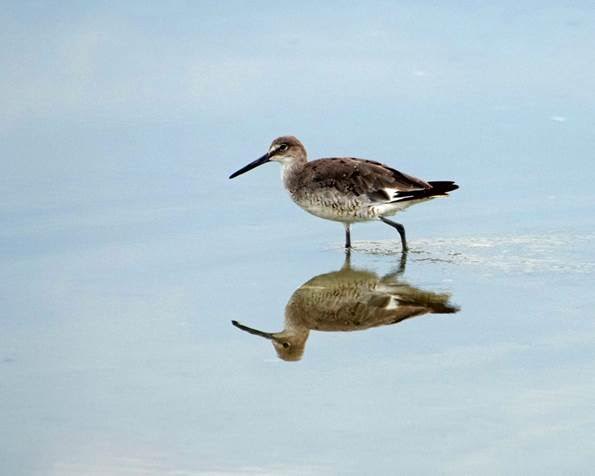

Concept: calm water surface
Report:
left=2, top=2, right=595, bottom=475
left=3, top=212, right=595, bottom=474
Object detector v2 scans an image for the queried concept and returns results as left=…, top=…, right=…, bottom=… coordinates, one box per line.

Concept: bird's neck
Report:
left=280, top=157, right=307, bottom=188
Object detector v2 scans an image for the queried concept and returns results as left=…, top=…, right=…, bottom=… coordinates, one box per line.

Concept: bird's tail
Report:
left=386, top=180, right=459, bottom=204
left=427, top=181, right=459, bottom=195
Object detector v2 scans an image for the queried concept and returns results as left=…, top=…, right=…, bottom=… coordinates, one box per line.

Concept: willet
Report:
left=229, top=136, right=458, bottom=251
left=232, top=254, right=459, bottom=361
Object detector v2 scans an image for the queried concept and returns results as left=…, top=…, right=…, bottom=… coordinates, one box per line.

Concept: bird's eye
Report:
left=279, top=144, right=288, bottom=152
left=282, top=342, right=291, bottom=349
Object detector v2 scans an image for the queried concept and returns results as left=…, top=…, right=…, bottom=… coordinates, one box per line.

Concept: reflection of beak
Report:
left=229, top=153, right=270, bottom=179
left=231, top=320, right=275, bottom=339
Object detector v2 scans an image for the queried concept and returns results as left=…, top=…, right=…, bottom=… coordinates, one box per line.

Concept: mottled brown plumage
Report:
left=286, top=157, right=431, bottom=197
left=229, top=135, right=459, bottom=250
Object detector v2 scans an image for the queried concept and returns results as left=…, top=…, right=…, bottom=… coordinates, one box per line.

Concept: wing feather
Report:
left=295, top=158, right=431, bottom=203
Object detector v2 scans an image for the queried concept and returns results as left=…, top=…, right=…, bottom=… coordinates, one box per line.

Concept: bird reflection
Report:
left=232, top=254, right=459, bottom=361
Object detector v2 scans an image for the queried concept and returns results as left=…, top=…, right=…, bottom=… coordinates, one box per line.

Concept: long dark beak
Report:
left=231, top=320, right=275, bottom=339
left=229, top=153, right=270, bottom=179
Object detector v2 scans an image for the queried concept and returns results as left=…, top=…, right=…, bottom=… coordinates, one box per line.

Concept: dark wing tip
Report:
left=428, top=181, right=459, bottom=194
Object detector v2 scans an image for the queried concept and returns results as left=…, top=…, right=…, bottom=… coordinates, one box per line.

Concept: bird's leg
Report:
left=344, top=223, right=352, bottom=250
left=381, top=239, right=408, bottom=280
left=383, top=252, right=408, bottom=279
left=397, top=250, right=407, bottom=273
left=380, top=217, right=408, bottom=252
left=341, top=249, right=352, bottom=270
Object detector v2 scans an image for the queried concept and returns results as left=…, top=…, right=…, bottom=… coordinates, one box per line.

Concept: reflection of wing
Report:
left=378, top=283, right=460, bottom=314
left=367, top=283, right=459, bottom=326
left=288, top=269, right=458, bottom=332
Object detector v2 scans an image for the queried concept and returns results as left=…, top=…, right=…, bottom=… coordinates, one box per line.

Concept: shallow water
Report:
left=3, top=2, right=595, bottom=475
left=3, top=224, right=595, bottom=474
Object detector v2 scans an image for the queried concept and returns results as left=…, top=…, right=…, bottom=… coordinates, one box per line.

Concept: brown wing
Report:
left=293, top=158, right=431, bottom=201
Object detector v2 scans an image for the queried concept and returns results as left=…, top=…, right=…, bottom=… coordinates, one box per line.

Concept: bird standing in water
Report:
left=229, top=136, right=458, bottom=251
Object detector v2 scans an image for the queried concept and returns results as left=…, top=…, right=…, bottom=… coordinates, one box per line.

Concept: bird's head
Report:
left=229, top=136, right=307, bottom=179
left=231, top=320, right=307, bottom=362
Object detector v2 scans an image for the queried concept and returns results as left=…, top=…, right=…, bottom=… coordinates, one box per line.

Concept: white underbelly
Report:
left=290, top=190, right=436, bottom=223
left=292, top=192, right=377, bottom=223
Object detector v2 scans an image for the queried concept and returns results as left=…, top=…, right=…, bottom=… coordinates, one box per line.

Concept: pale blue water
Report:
left=2, top=2, right=595, bottom=475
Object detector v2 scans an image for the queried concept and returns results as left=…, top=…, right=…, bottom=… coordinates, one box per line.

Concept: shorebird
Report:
left=232, top=255, right=459, bottom=361
left=229, top=136, right=458, bottom=251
